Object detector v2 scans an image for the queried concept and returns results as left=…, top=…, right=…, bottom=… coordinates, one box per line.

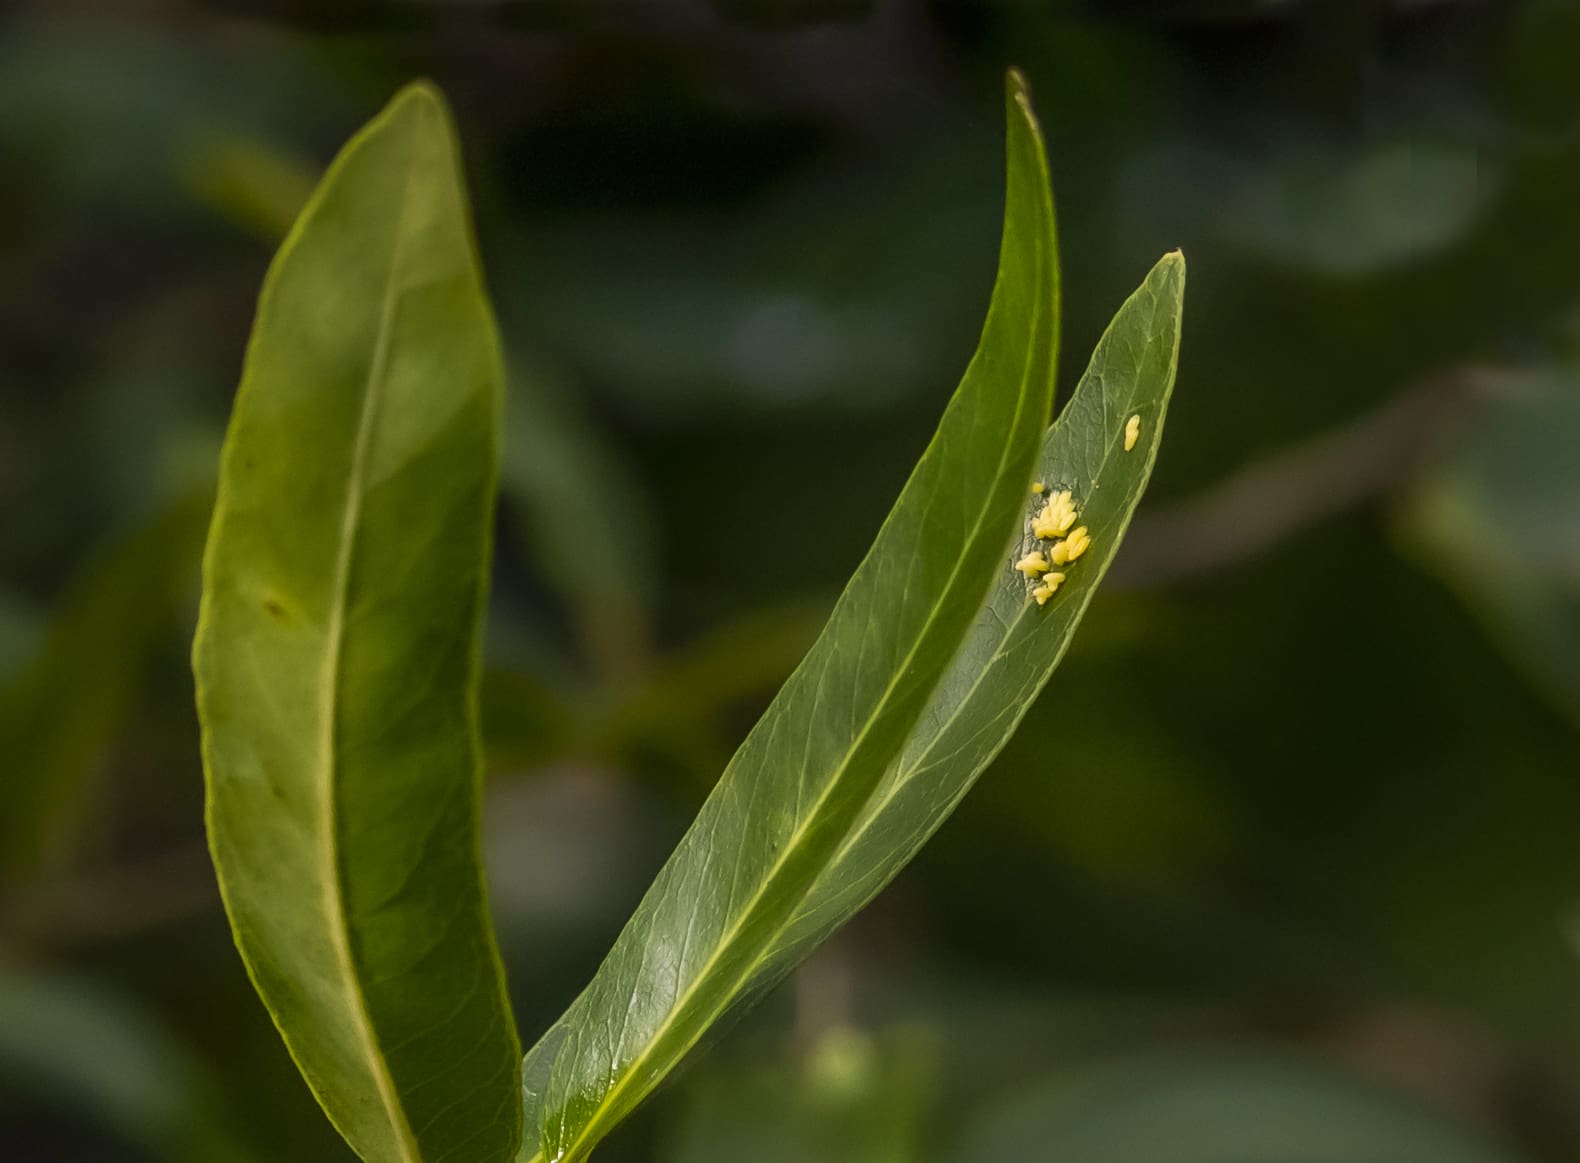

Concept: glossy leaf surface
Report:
left=194, top=84, right=520, bottom=1163
left=769, top=248, right=1184, bottom=976
left=520, top=73, right=1065, bottom=1163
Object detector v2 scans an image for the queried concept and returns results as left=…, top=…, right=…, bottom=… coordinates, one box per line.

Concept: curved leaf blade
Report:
left=772, top=250, right=1185, bottom=967
left=521, top=72, right=1061, bottom=1163
left=193, top=83, right=520, bottom=1163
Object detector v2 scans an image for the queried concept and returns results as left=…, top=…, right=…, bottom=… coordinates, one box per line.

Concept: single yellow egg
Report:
left=1014, top=550, right=1050, bottom=578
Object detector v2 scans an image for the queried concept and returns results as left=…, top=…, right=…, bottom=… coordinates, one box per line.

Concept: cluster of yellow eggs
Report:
left=1012, top=413, right=1141, bottom=606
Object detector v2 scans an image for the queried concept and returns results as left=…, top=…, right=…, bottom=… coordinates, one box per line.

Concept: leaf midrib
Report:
left=313, top=110, right=424, bottom=1163
left=811, top=306, right=1171, bottom=893
left=527, top=236, right=1052, bottom=1163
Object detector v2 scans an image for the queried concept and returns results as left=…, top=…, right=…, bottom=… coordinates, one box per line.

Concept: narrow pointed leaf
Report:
left=193, top=83, right=520, bottom=1163
left=521, top=73, right=1061, bottom=1163
left=771, top=250, right=1185, bottom=971
left=619, top=254, right=1183, bottom=1036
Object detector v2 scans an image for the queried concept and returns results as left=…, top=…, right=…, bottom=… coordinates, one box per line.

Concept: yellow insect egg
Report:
left=1031, top=481, right=1046, bottom=495
left=1031, top=490, right=1078, bottom=540
left=1124, top=414, right=1141, bottom=451
left=1014, top=550, right=1050, bottom=578
left=1062, top=526, right=1092, bottom=562
left=1031, top=572, right=1066, bottom=605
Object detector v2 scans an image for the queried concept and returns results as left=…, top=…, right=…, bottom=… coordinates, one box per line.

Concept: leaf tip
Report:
left=382, top=78, right=456, bottom=142
left=1004, top=67, right=1039, bottom=128
left=1145, top=250, right=1187, bottom=307
left=392, top=77, right=448, bottom=110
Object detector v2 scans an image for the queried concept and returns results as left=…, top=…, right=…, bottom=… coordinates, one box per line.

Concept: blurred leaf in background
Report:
left=0, top=967, right=257, bottom=1162
left=664, top=1025, right=935, bottom=1163
left=499, top=356, right=658, bottom=682
left=0, top=492, right=209, bottom=886
left=954, top=1050, right=1522, bottom=1163
left=1405, top=370, right=1580, bottom=729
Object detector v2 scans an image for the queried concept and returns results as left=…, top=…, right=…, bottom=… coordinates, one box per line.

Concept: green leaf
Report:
left=519, top=73, right=1137, bottom=1163
left=608, top=598, right=829, bottom=785
left=952, top=1051, right=1522, bottom=1163
left=1404, top=371, right=1580, bottom=728
left=767, top=249, right=1184, bottom=975
left=193, top=83, right=520, bottom=1163
left=482, top=665, right=580, bottom=776
left=0, top=967, right=260, bottom=1162
left=0, top=491, right=209, bottom=883
left=499, top=360, right=657, bottom=680
left=0, top=590, right=43, bottom=681
left=1226, top=140, right=1491, bottom=276
left=664, top=1026, right=935, bottom=1163
left=182, top=132, right=318, bottom=241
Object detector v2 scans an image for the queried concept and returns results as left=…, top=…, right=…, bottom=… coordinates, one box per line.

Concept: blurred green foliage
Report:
left=0, top=967, right=258, bottom=1162
left=1407, top=370, right=1580, bottom=731
left=954, top=1049, right=1518, bottom=1163
left=664, top=1025, right=936, bottom=1163
left=5, top=2, right=1580, bottom=1161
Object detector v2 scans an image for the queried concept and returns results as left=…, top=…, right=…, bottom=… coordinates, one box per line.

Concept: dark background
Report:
left=4, top=1, right=1580, bottom=1160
